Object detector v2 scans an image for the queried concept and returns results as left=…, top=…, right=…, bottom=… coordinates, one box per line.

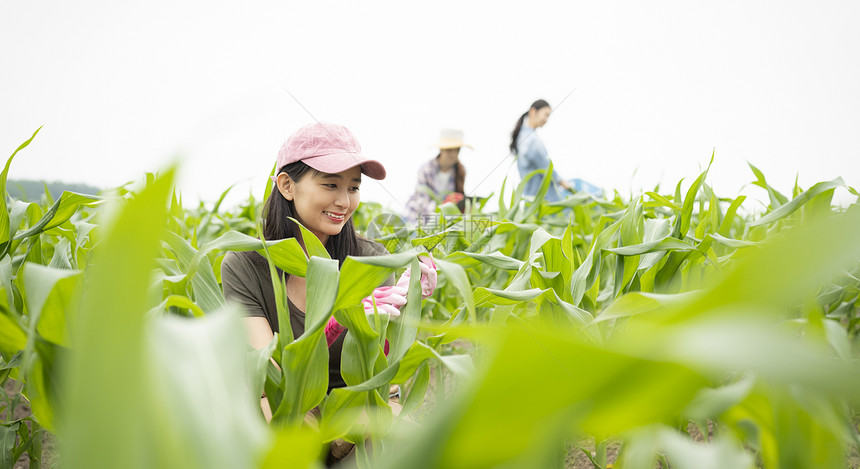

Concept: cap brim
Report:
left=432, top=143, right=473, bottom=150
left=302, top=152, right=387, bottom=180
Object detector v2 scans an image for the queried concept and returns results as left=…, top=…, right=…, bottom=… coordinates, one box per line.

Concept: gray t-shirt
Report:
left=221, top=237, right=392, bottom=391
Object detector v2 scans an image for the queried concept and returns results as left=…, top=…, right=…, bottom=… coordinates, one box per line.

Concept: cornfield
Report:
left=2, top=127, right=859, bottom=468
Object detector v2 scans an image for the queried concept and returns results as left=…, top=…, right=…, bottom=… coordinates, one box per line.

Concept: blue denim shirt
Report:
left=515, top=120, right=563, bottom=202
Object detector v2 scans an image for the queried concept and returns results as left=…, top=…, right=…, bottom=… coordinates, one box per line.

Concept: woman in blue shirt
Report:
left=510, top=99, right=571, bottom=202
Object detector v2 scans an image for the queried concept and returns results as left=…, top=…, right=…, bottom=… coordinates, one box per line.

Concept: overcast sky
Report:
left=2, top=1, right=858, bottom=213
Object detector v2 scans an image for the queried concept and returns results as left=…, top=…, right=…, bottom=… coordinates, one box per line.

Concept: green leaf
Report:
left=614, top=197, right=645, bottom=297
left=0, top=312, right=27, bottom=356
left=304, top=256, right=340, bottom=332
left=10, top=192, right=101, bottom=246
left=749, top=162, right=788, bottom=208
left=606, top=236, right=698, bottom=256
left=264, top=237, right=308, bottom=277
left=386, top=257, right=423, bottom=362
left=645, top=191, right=681, bottom=211
left=273, top=256, right=338, bottom=426
left=374, top=325, right=709, bottom=469
left=597, top=291, right=701, bottom=322
left=0, top=422, right=19, bottom=468
left=626, top=427, right=756, bottom=469
left=62, top=166, right=176, bottom=469
left=259, top=237, right=292, bottom=344
left=248, top=335, right=278, bottom=406
left=152, top=295, right=206, bottom=318
left=22, top=263, right=82, bottom=347
left=147, top=307, right=270, bottom=468
left=1, top=127, right=42, bottom=255
left=446, top=251, right=525, bottom=271
left=708, top=233, right=757, bottom=249
left=161, top=231, right=225, bottom=313
left=400, top=361, right=430, bottom=416
left=261, top=427, right=322, bottom=469
left=343, top=340, right=472, bottom=391
left=290, top=217, right=330, bottom=259
left=196, top=230, right=307, bottom=277
left=435, top=258, right=476, bottom=322
left=747, top=178, right=846, bottom=228
left=570, top=218, right=623, bottom=306
left=473, top=287, right=546, bottom=307
left=683, top=375, right=755, bottom=421
left=521, top=162, right=556, bottom=221
left=717, top=195, right=746, bottom=236
left=334, top=250, right=417, bottom=312
left=672, top=153, right=713, bottom=239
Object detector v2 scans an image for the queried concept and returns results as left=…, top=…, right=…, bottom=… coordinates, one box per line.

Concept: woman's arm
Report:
left=523, top=139, right=564, bottom=184
left=243, top=316, right=275, bottom=350
left=243, top=317, right=276, bottom=422
left=415, top=159, right=436, bottom=193
left=222, top=253, right=278, bottom=422
left=520, top=138, right=550, bottom=169
left=404, top=161, right=439, bottom=222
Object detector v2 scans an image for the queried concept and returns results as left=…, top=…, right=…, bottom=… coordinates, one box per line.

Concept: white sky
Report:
left=2, top=1, right=858, bottom=213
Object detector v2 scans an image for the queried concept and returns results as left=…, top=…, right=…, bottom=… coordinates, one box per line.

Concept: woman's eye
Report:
left=349, top=187, right=360, bottom=193
left=324, top=184, right=337, bottom=189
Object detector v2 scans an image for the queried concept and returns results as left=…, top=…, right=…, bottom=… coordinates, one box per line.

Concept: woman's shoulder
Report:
left=419, top=158, right=440, bottom=173
left=222, top=250, right=268, bottom=274
left=356, top=236, right=390, bottom=257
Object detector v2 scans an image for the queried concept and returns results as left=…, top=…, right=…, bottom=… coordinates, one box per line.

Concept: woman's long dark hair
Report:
left=454, top=160, right=465, bottom=194
left=262, top=161, right=361, bottom=266
left=434, top=153, right=466, bottom=194
left=509, top=99, right=550, bottom=155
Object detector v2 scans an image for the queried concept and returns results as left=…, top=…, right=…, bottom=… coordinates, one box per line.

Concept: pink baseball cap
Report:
left=273, top=122, right=386, bottom=181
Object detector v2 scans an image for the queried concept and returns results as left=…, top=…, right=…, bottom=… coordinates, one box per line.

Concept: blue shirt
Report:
left=515, top=120, right=563, bottom=202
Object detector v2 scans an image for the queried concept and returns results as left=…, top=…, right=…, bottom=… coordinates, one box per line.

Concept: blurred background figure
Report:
left=511, top=99, right=604, bottom=201
left=404, top=129, right=471, bottom=224
left=510, top=99, right=571, bottom=202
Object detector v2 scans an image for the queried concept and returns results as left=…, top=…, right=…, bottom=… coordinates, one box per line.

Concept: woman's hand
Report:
left=396, top=254, right=438, bottom=299
left=442, top=192, right=465, bottom=205
left=361, top=285, right=408, bottom=317
left=327, top=254, right=437, bottom=347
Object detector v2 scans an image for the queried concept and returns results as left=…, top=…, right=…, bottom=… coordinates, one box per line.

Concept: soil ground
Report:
left=1, top=379, right=58, bottom=469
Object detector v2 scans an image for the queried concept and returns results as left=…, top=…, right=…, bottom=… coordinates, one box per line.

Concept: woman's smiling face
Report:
left=277, top=166, right=362, bottom=244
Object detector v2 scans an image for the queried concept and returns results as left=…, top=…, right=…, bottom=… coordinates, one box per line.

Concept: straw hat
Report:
left=432, top=129, right=473, bottom=150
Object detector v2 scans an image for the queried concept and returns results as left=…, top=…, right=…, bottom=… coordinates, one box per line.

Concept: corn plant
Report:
left=1, top=127, right=859, bottom=468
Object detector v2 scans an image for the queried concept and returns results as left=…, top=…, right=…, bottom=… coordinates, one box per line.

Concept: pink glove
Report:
left=324, top=255, right=437, bottom=349
left=396, top=254, right=438, bottom=299
left=361, top=285, right=407, bottom=317
left=324, top=285, right=408, bottom=347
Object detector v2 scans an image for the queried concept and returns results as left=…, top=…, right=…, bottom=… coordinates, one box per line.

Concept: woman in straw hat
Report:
left=221, top=122, right=437, bottom=429
left=403, top=129, right=471, bottom=224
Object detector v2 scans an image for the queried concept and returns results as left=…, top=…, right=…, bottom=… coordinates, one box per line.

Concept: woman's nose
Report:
left=334, top=189, right=350, bottom=208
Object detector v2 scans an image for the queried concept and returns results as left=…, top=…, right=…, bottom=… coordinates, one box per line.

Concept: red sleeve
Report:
left=325, top=316, right=345, bottom=347
left=325, top=316, right=390, bottom=356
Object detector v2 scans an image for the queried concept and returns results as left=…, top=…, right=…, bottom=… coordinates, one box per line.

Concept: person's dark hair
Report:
left=262, top=161, right=361, bottom=266
left=433, top=153, right=466, bottom=194
left=509, top=99, right=551, bottom=155
left=454, top=160, right=466, bottom=194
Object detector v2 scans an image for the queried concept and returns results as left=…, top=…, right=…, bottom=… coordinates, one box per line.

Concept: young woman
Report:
left=510, top=99, right=571, bottom=202
left=221, top=122, right=436, bottom=408
left=403, top=129, right=470, bottom=224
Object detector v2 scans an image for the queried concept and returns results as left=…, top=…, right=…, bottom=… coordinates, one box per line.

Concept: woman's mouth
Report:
left=324, top=211, right=345, bottom=222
